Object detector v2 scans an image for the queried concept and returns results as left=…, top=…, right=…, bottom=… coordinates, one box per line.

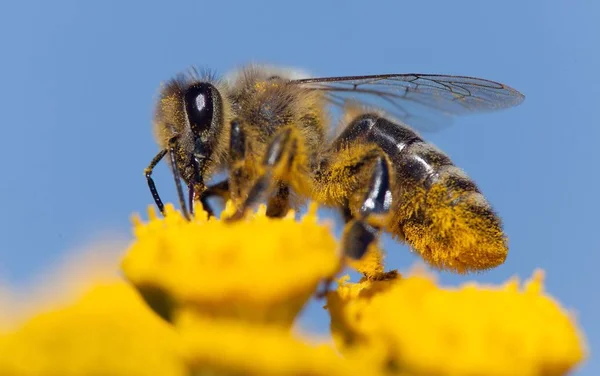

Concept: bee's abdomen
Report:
left=353, top=114, right=507, bottom=272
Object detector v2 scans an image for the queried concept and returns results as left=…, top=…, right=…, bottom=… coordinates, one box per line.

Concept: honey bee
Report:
left=145, top=65, right=524, bottom=272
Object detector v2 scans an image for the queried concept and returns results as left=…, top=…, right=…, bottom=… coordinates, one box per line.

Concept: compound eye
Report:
left=184, top=82, right=215, bottom=136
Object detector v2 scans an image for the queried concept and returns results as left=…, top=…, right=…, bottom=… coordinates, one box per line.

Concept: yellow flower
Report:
left=178, top=312, right=377, bottom=376
left=327, top=270, right=587, bottom=376
left=0, top=239, right=128, bottom=332
left=0, top=282, right=186, bottom=376
left=0, top=273, right=375, bottom=376
left=121, top=202, right=341, bottom=327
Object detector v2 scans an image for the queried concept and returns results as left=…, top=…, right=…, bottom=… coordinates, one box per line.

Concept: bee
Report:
left=145, top=64, right=524, bottom=272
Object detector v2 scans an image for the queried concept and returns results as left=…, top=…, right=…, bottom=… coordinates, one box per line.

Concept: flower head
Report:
left=179, top=313, right=377, bottom=376
left=0, top=279, right=378, bottom=376
left=122, top=202, right=341, bottom=326
left=328, top=270, right=587, bottom=376
left=0, top=282, right=185, bottom=376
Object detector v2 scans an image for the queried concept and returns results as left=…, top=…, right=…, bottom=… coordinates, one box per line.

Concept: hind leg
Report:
left=315, top=143, right=393, bottom=260
left=314, top=149, right=392, bottom=298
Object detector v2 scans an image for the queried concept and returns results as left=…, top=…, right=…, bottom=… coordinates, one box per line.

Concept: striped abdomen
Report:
left=353, top=114, right=507, bottom=272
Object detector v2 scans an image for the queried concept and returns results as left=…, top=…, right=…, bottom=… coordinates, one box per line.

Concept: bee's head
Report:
left=183, top=81, right=223, bottom=162
left=154, top=74, right=226, bottom=189
left=183, top=82, right=222, bottom=148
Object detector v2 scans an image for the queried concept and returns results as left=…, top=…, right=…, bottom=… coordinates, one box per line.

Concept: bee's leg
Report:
left=227, top=119, right=255, bottom=215
left=145, top=149, right=168, bottom=214
left=341, top=199, right=353, bottom=223
left=314, top=143, right=392, bottom=260
left=168, top=138, right=191, bottom=220
left=314, top=174, right=392, bottom=300
left=197, top=180, right=230, bottom=217
left=188, top=186, right=195, bottom=216
left=266, top=184, right=291, bottom=218
left=188, top=157, right=202, bottom=217
left=229, top=127, right=301, bottom=220
left=203, top=180, right=230, bottom=199
left=342, top=156, right=392, bottom=259
left=187, top=151, right=229, bottom=217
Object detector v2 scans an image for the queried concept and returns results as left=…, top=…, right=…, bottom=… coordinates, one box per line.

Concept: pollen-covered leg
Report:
left=227, top=120, right=250, bottom=204
left=337, top=156, right=392, bottom=259
left=266, top=185, right=291, bottom=218
left=187, top=157, right=206, bottom=217
left=230, top=126, right=310, bottom=220
left=313, top=130, right=393, bottom=258
left=313, top=151, right=392, bottom=298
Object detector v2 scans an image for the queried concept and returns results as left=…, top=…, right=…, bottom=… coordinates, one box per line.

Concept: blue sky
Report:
left=0, top=1, right=598, bottom=374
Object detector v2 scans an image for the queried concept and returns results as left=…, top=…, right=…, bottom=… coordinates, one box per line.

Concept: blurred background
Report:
left=0, top=1, right=597, bottom=374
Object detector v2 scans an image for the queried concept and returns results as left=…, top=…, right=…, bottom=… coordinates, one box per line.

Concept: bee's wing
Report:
left=291, top=74, right=525, bottom=132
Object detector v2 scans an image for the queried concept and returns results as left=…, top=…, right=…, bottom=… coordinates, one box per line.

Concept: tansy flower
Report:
left=0, top=278, right=379, bottom=376
left=121, top=202, right=341, bottom=327
left=0, top=282, right=186, bottom=376
left=327, top=270, right=587, bottom=376
left=178, top=312, right=378, bottom=376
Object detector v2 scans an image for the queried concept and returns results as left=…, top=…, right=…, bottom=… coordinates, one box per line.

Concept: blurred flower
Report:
left=0, top=268, right=372, bottom=376
left=0, top=282, right=186, bottom=376
left=0, top=238, right=127, bottom=332
left=178, top=312, right=376, bottom=376
left=327, top=269, right=587, bottom=376
left=121, top=202, right=341, bottom=327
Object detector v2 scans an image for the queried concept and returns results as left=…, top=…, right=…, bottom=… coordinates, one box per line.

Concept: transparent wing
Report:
left=291, top=74, right=524, bottom=131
